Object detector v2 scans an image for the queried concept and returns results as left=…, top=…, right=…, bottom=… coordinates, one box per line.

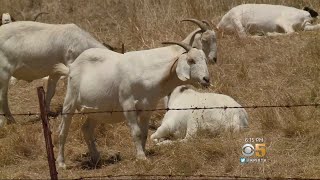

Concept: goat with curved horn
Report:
left=181, top=18, right=208, bottom=31
left=162, top=41, right=192, bottom=52
left=54, top=36, right=210, bottom=169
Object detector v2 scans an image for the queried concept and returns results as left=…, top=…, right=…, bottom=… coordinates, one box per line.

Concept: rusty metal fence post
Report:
left=37, top=87, right=58, bottom=180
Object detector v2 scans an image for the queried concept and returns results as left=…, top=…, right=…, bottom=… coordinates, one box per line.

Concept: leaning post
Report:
left=37, top=86, right=58, bottom=180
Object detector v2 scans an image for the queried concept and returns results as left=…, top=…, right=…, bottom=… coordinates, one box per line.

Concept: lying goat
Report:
left=151, top=85, right=249, bottom=145
left=217, top=4, right=320, bottom=37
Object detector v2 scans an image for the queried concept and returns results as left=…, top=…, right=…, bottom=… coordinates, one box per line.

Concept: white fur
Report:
left=160, top=21, right=217, bottom=109
left=0, top=21, right=106, bottom=127
left=1, top=13, right=12, bottom=25
left=217, top=4, right=320, bottom=37
left=54, top=42, right=210, bottom=168
left=151, top=85, right=249, bottom=145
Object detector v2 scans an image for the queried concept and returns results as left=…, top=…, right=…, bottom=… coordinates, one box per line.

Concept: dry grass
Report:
left=1, top=0, right=320, bottom=179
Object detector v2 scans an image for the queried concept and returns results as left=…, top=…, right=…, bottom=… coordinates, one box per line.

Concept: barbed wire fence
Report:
left=74, top=174, right=318, bottom=180
left=2, top=86, right=320, bottom=180
left=2, top=102, right=320, bottom=117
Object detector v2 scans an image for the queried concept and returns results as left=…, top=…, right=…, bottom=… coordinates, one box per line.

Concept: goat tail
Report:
left=53, top=63, right=70, bottom=76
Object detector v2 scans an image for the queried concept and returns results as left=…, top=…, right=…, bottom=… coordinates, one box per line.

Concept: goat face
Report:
left=2, top=13, right=12, bottom=25
left=181, top=19, right=218, bottom=64
left=192, top=29, right=217, bottom=64
left=199, top=30, right=217, bottom=64
left=303, top=7, right=319, bottom=18
left=176, top=48, right=210, bottom=87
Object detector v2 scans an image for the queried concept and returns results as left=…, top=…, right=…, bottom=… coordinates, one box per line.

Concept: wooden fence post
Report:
left=37, top=86, right=58, bottom=180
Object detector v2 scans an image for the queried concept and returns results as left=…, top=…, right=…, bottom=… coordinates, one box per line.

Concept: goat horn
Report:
left=162, top=41, right=192, bottom=52
left=201, top=20, right=211, bottom=28
left=181, top=18, right=208, bottom=31
left=33, top=12, right=49, bottom=21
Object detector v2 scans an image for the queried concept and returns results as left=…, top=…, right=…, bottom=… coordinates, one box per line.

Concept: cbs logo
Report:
left=242, top=143, right=266, bottom=157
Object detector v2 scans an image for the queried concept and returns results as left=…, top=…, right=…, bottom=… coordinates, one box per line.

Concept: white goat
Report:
left=0, top=21, right=107, bottom=127
left=181, top=19, right=217, bottom=64
left=1, top=13, right=14, bottom=25
left=0, top=19, right=216, bottom=128
left=217, top=4, right=320, bottom=37
left=1, top=12, right=49, bottom=86
left=54, top=41, right=210, bottom=169
left=151, top=85, right=248, bottom=145
left=1, top=11, right=47, bottom=25
left=160, top=19, right=217, bottom=109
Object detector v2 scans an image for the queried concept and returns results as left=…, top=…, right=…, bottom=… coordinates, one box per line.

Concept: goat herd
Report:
left=0, top=3, right=319, bottom=169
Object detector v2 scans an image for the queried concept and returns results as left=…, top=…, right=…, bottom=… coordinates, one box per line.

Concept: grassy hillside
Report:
left=1, top=0, right=320, bottom=179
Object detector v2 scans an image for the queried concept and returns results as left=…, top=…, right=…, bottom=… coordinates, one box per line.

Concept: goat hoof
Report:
left=48, top=111, right=59, bottom=118
left=136, top=154, right=147, bottom=161
left=152, top=138, right=159, bottom=143
left=90, top=154, right=101, bottom=164
left=0, top=119, right=6, bottom=128
left=7, top=119, right=16, bottom=125
left=58, top=162, right=67, bottom=170
left=0, top=118, right=16, bottom=127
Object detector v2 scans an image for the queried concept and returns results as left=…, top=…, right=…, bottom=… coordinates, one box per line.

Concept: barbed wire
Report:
left=0, top=112, right=40, bottom=116
left=1, top=103, right=320, bottom=117
left=75, top=174, right=318, bottom=180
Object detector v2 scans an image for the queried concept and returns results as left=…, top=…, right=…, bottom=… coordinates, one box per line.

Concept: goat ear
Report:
left=210, top=20, right=219, bottom=32
left=303, top=6, right=319, bottom=18
left=176, top=55, right=190, bottom=81
left=213, top=25, right=219, bottom=32
left=192, top=33, right=202, bottom=49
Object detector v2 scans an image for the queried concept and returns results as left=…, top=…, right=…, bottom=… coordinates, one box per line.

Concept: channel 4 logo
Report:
left=240, top=138, right=267, bottom=164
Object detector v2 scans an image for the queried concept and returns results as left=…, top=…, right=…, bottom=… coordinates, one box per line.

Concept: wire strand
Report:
left=1, top=103, right=319, bottom=116
left=75, top=174, right=318, bottom=180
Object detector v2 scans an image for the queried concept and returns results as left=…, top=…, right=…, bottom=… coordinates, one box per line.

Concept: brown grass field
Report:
left=1, top=0, right=320, bottom=179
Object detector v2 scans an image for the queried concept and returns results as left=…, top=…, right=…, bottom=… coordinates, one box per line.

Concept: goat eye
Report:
left=202, top=39, right=210, bottom=44
left=188, top=59, right=196, bottom=64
